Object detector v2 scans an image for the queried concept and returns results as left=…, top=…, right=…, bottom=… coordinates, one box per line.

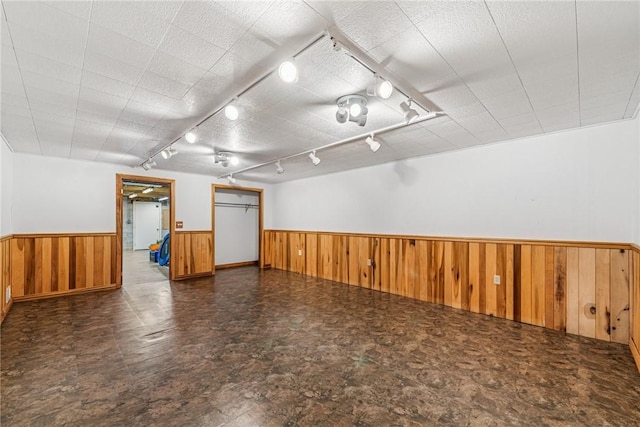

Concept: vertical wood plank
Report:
left=305, top=234, right=318, bottom=278
left=35, top=239, right=43, bottom=295
left=531, top=245, right=546, bottom=327
left=41, top=238, right=52, bottom=294
left=417, top=240, right=428, bottom=301
left=10, top=239, right=24, bottom=297
left=479, top=243, right=487, bottom=315
left=578, top=248, right=596, bottom=339
left=359, top=237, right=371, bottom=289
left=404, top=239, right=417, bottom=298
left=380, top=238, right=390, bottom=294
left=496, top=244, right=507, bottom=318
left=469, top=242, right=480, bottom=313
left=553, top=247, right=567, bottom=332
left=85, top=237, right=94, bottom=288
left=485, top=243, right=497, bottom=316
left=58, top=237, right=70, bottom=292
left=505, top=244, right=514, bottom=320
left=93, top=236, right=104, bottom=286
left=513, top=245, right=521, bottom=322
left=372, top=238, right=381, bottom=291
left=595, top=248, right=611, bottom=341
left=444, top=241, right=453, bottom=307
left=610, top=249, right=630, bottom=344
left=51, top=237, right=59, bottom=292
left=520, top=245, right=532, bottom=325
left=24, top=238, right=36, bottom=295
left=566, top=247, right=580, bottom=335
left=544, top=246, right=555, bottom=329
left=347, top=236, right=360, bottom=286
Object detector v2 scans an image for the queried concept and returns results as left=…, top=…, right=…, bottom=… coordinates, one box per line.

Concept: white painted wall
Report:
left=0, top=136, right=13, bottom=236
left=271, top=118, right=640, bottom=243
left=10, top=153, right=271, bottom=234
left=214, top=189, right=259, bottom=265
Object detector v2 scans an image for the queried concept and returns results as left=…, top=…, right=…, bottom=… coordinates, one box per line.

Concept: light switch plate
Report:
left=493, top=275, right=501, bottom=285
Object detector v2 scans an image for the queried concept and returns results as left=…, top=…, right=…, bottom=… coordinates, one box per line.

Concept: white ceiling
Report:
left=1, top=1, right=638, bottom=184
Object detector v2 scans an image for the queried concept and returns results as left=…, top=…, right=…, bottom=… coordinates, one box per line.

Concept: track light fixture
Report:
left=365, top=135, right=381, bottom=152
left=228, top=174, right=237, bottom=185
left=278, top=59, right=298, bottom=83
left=400, top=99, right=419, bottom=124
left=142, top=188, right=154, bottom=194
left=308, top=151, right=321, bottom=166
left=214, top=152, right=239, bottom=168
left=128, top=193, right=138, bottom=199
left=185, top=129, right=197, bottom=144
left=336, top=94, right=368, bottom=127
left=224, top=102, right=239, bottom=121
left=367, top=76, right=393, bottom=99
left=141, top=159, right=156, bottom=170
left=160, top=145, right=178, bottom=159
left=275, top=160, right=284, bottom=174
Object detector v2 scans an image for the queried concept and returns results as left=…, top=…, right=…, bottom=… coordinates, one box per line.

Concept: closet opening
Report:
left=212, top=184, right=263, bottom=273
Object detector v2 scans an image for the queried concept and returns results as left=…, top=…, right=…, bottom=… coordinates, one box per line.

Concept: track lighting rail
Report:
left=218, top=111, right=444, bottom=179
left=136, top=31, right=328, bottom=168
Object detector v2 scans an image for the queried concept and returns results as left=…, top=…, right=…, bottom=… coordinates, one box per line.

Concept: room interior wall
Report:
left=214, top=190, right=260, bottom=266
left=11, top=153, right=271, bottom=234
left=1, top=136, right=13, bottom=237
left=271, top=117, right=639, bottom=244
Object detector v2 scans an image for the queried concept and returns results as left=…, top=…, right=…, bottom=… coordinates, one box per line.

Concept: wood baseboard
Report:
left=173, top=271, right=214, bottom=280
left=1, top=298, right=14, bottom=324
left=12, top=285, right=118, bottom=302
left=631, top=338, right=640, bottom=374
left=216, top=260, right=258, bottom=270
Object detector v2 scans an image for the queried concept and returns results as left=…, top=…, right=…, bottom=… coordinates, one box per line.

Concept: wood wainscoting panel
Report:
left=264, top=230, right=635, bottom=346
left=174, top=231, right=213, bottom=279
left=9, top=234, right=117, bottom=301
left=631, top=247, right=640, bottom=372
left=1, top=236, right=12, bottom=322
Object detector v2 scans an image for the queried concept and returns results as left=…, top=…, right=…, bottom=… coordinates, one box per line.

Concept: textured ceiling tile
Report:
left=90, top=1, right=170, bottom=48
left=78, top=86, right=128, bottom=111
left=86, top=24, right=155, bottom=69
left=81, top=70, right=136, bottom=99
left=3, top=1, right=88, bottom=46
left=215, top=0, right=274, bottom=25
left=42, top=1, right=92, bottom=20
left=402, top=0, right=522, bottom=100
left=208, top=51, right=270, bottom=88
left=6, top=21, right=85, bottom=67
left=146, top=51, right=208, bottom=87
left=456, top=111, right=504, bottom=134
left=172, top=1, right=249, bottom=50
left=1, top=92, right=30, bottom=110
left=1, top=64, right=26, bottom=96
left=14, top=49, right=82, bottom=85
left=137, top=71, right=191, bottom=99
left=482, top=89, right=534, bottom=120
left=130, top=87, right=179, bottom=112
left=335, top=2, right=412, bottom=52
left=250, top=0, right=328, bottom=45
left=304, top=1, right=371, bottom=24
left=131, top=1, right=184, bottom=23
left=83, top=51, right=146, bottom=86
left=30, top=98, right=77, bottom=119
left=158, top=25, right=227, bottom=70
left=20, top=70, right=80, bottom=98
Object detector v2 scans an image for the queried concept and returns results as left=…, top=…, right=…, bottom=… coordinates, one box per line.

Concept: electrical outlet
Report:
left=298, top=249, right=302, bottom=256
left=6, top=285, right=11, bottom=302
left=367, top=259, right=372, bottom=266
left=493, top=275, right=501, bottom=285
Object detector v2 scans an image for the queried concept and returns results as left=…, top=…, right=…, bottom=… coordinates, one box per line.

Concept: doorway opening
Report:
left=116, top=174, right=175, bottom=287
left=212, top=184, right=264, bottom=273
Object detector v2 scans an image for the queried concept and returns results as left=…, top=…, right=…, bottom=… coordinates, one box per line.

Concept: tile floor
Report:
left=2, top=266, right=640, bottom=426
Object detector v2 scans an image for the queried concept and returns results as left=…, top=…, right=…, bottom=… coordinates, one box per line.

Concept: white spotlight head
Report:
left=349, top=102, right=362, bottom=117
left=400, top=100, right=419, bottom=124
left=142, top=159, right=156, bottom=170
left=276, top=160, right=284, bottom=174
left=169, top=146, right=178, bottom=157
left=229, top=156, right=239, bottom=166
left=367, top=77, right=393, bottom=99
left=185, top=131, right=197, bottom=144
left=278, top=59, right=298, bottom=83
left=128, top=193, right=138, bottom=199
left=161, top=148, right=172, bottom=159
left=225, top=104, right=239, bottom=121
left=228, top=174, right=237, bottom=185
left=365, top=135, right=381, bottom=153
left=142, top=188, right=153, bottom=194
left=308, top=151, right=321, bottom=166
left=335, top=107, right=348, bottom=124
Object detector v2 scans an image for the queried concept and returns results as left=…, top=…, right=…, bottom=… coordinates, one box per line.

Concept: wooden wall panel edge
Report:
left=264, top=229, right=631, bottom=250
left=216, top=261, right=259, bottom=270
left=173, top=271, right=215, bottom=280
left=12, top=284, right=117, bottom=302
left=12, top=232, right=116, bottom=238
left=0, top=299, right=13, bottom=324
left=631, top=338, right=640, bottom=374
